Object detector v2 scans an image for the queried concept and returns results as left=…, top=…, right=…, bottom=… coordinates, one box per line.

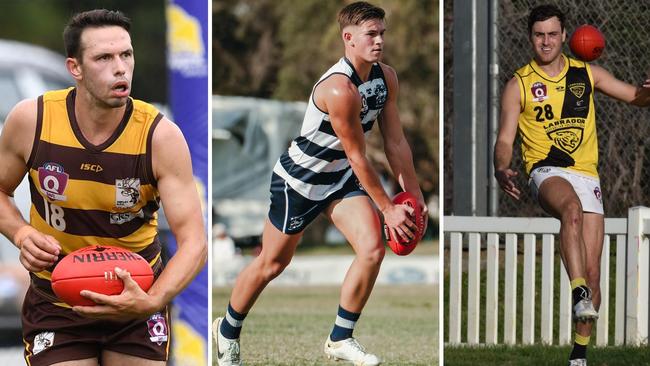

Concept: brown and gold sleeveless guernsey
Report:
left=515, top=54, right=598, bottom=178
left=26, top=88, right=163, bottom=306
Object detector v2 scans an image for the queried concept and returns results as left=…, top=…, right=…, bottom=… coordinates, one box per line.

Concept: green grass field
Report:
left=442, top=245, right=649, bottom=365
left=212, top=285, right=438, bottom=366
left=444, top=344, right=650, bottom=366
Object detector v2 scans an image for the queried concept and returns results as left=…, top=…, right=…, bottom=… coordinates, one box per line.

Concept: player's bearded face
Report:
left=75, top=26, right=134, bottom=109
left=530, top=17, right=566, bottom=65
left=349, top=19, right=385, bottom=63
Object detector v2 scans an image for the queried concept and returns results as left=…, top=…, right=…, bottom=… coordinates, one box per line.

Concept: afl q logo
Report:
left=38, top=163, right=69, bottom=201
left=531, top=82, right=548, bottom=102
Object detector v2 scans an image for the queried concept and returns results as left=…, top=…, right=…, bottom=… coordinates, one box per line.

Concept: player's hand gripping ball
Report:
left=51, top=245, right=154, bottom=306
left=569, top=25, right=605, bottom=62
left=385, top=191, right=425, bottom=256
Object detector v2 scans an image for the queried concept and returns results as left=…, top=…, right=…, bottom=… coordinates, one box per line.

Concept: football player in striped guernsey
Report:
left=213, top=2, right=428, bottom=366
left=0, top=9, right=206, bottom=366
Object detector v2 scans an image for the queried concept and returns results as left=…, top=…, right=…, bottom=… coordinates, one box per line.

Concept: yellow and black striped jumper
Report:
left=515, top=54, right=598, bottom=178
left=26, top=87, right=164, bottom=306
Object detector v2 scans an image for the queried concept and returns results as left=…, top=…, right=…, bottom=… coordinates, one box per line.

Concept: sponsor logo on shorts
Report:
left=147, top=313, right=169, bottom=345
left=531, top=82, right=548, bottom=102
left=38, top=163, right=68, bottom=201
left=537, top=167, right=551, bottom=174
left=288, top=216, right=305, bottom=231
left=115, top=178, right=140, bottom=209
left=33, top=331, right=54, bottom=355
left=594, top=186, right=602, bottom=203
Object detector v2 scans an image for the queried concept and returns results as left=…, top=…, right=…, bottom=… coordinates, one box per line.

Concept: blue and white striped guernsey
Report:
left=272, top=57, right=388, bottom=201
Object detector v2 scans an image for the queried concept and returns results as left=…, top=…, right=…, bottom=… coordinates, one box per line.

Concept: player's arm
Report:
left=591, top=65, right=650, bottom=107
left=0, top=99, right=61, bottom=272
left=317, top=74, right=415, bottom=242
left=494, top=76, right=522, bottom=200
left=75, top=117, right=207, bottom=319
left=377, top=64, right=428, bottom=230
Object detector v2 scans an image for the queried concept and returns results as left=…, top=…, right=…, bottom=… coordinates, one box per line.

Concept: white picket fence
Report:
left=444, top=206, right=650, bottom=346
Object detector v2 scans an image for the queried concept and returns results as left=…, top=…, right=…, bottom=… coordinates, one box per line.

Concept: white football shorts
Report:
left=529, top=166, right=604, bottom=215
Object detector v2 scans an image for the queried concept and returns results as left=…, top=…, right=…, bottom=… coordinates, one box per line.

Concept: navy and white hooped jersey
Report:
left=272, top=57, right=388, bottom=201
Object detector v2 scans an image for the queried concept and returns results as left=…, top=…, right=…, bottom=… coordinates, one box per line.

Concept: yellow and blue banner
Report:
left=166, top=0, right=208, bottom=365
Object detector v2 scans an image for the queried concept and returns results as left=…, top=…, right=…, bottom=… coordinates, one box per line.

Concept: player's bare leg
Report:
left=569, top=212, right=604, bottom=364
left=537, top=177, right=597, bottom=321
left=323, top=195, right=383, bottom=365
left=214, top=218, right=302, bottom=366
left=229, top=219, right=302, bottom=312
left=50, top=359, right=98, bottom=366
left=538, top=177, right=587, bottom=280
left=102, top=351, right=165, bottom=365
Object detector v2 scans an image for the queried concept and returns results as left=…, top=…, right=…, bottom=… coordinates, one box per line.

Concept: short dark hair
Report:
left=528, top=4, right=565, bottom=35
left=63, top=9, right=131, bottom=59
left=338, top=1, right=385, bottom=32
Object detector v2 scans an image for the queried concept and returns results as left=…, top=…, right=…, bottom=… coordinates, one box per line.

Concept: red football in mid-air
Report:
left=569, top=25, right=605, bottom=62
left=51, top=245, right=154, bottom=306
left=385, top=191, right=425, bottom=256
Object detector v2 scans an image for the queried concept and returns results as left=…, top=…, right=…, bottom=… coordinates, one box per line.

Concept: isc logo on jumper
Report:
left=80, top=163, right=103, bottom=172
left=38, top=163, right=68, bottom=201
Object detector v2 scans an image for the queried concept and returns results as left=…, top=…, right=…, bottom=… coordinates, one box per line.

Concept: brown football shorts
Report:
left=22, top=286, right=171, bottom=366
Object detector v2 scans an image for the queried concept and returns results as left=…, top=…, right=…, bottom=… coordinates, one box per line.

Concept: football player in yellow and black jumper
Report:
left=0, top=9, right=206, bottom=366
left=494, top=4, right=650, bottom=366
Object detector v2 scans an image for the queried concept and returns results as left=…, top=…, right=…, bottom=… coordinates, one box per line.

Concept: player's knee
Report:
left=562, top=201, right=583, bottom=226
left=358, top=243, right=385, bottom=266
left=262, top=259, right=290, bottom=281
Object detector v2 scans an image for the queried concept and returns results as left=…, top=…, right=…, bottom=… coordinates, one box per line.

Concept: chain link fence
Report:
left=445, top=0, right=650, bottom=217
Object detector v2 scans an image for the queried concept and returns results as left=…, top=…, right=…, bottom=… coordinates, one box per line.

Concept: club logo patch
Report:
left=147, top=313, right=168, bottom=345
left=115, top=178, right=140, bottom=209
left=33, top=331, right=55, bottom=355
left=355, top=178, right=365, bottom=191
left=594, top=186, right=602, bottom=203
left=549, top=128, right=583, bottom=153
left=531, top=82, right=548, bottom=102
left=288, top=216, right=305, bottom=231
left=569, top=83, right=586, bottom=98
left=38, top=163, right=68, bottom=201
left=544, top=118, right=586, bottom=154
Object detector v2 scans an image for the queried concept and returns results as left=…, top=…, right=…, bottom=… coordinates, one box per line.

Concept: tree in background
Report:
left=213, top=0, right=438, bottom=204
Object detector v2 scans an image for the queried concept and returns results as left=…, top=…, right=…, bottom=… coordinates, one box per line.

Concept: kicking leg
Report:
left=537, top=177, right=597, bottom=321
left=538, top=177, right=586, bottom=281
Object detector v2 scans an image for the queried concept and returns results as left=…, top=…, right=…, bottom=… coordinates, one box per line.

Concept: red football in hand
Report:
left=51, top=245, right=154, bottom=306
left=385, top=192, right=425, bottom=256
left=569, top=25, right=605, bottom=62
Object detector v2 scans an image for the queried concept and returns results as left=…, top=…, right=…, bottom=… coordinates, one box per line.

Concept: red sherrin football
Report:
left=569, top=25, right=605, bottom=62
left=51, top=245, right=154, bottom=306
left=385, top=192, right=425, bottom=256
